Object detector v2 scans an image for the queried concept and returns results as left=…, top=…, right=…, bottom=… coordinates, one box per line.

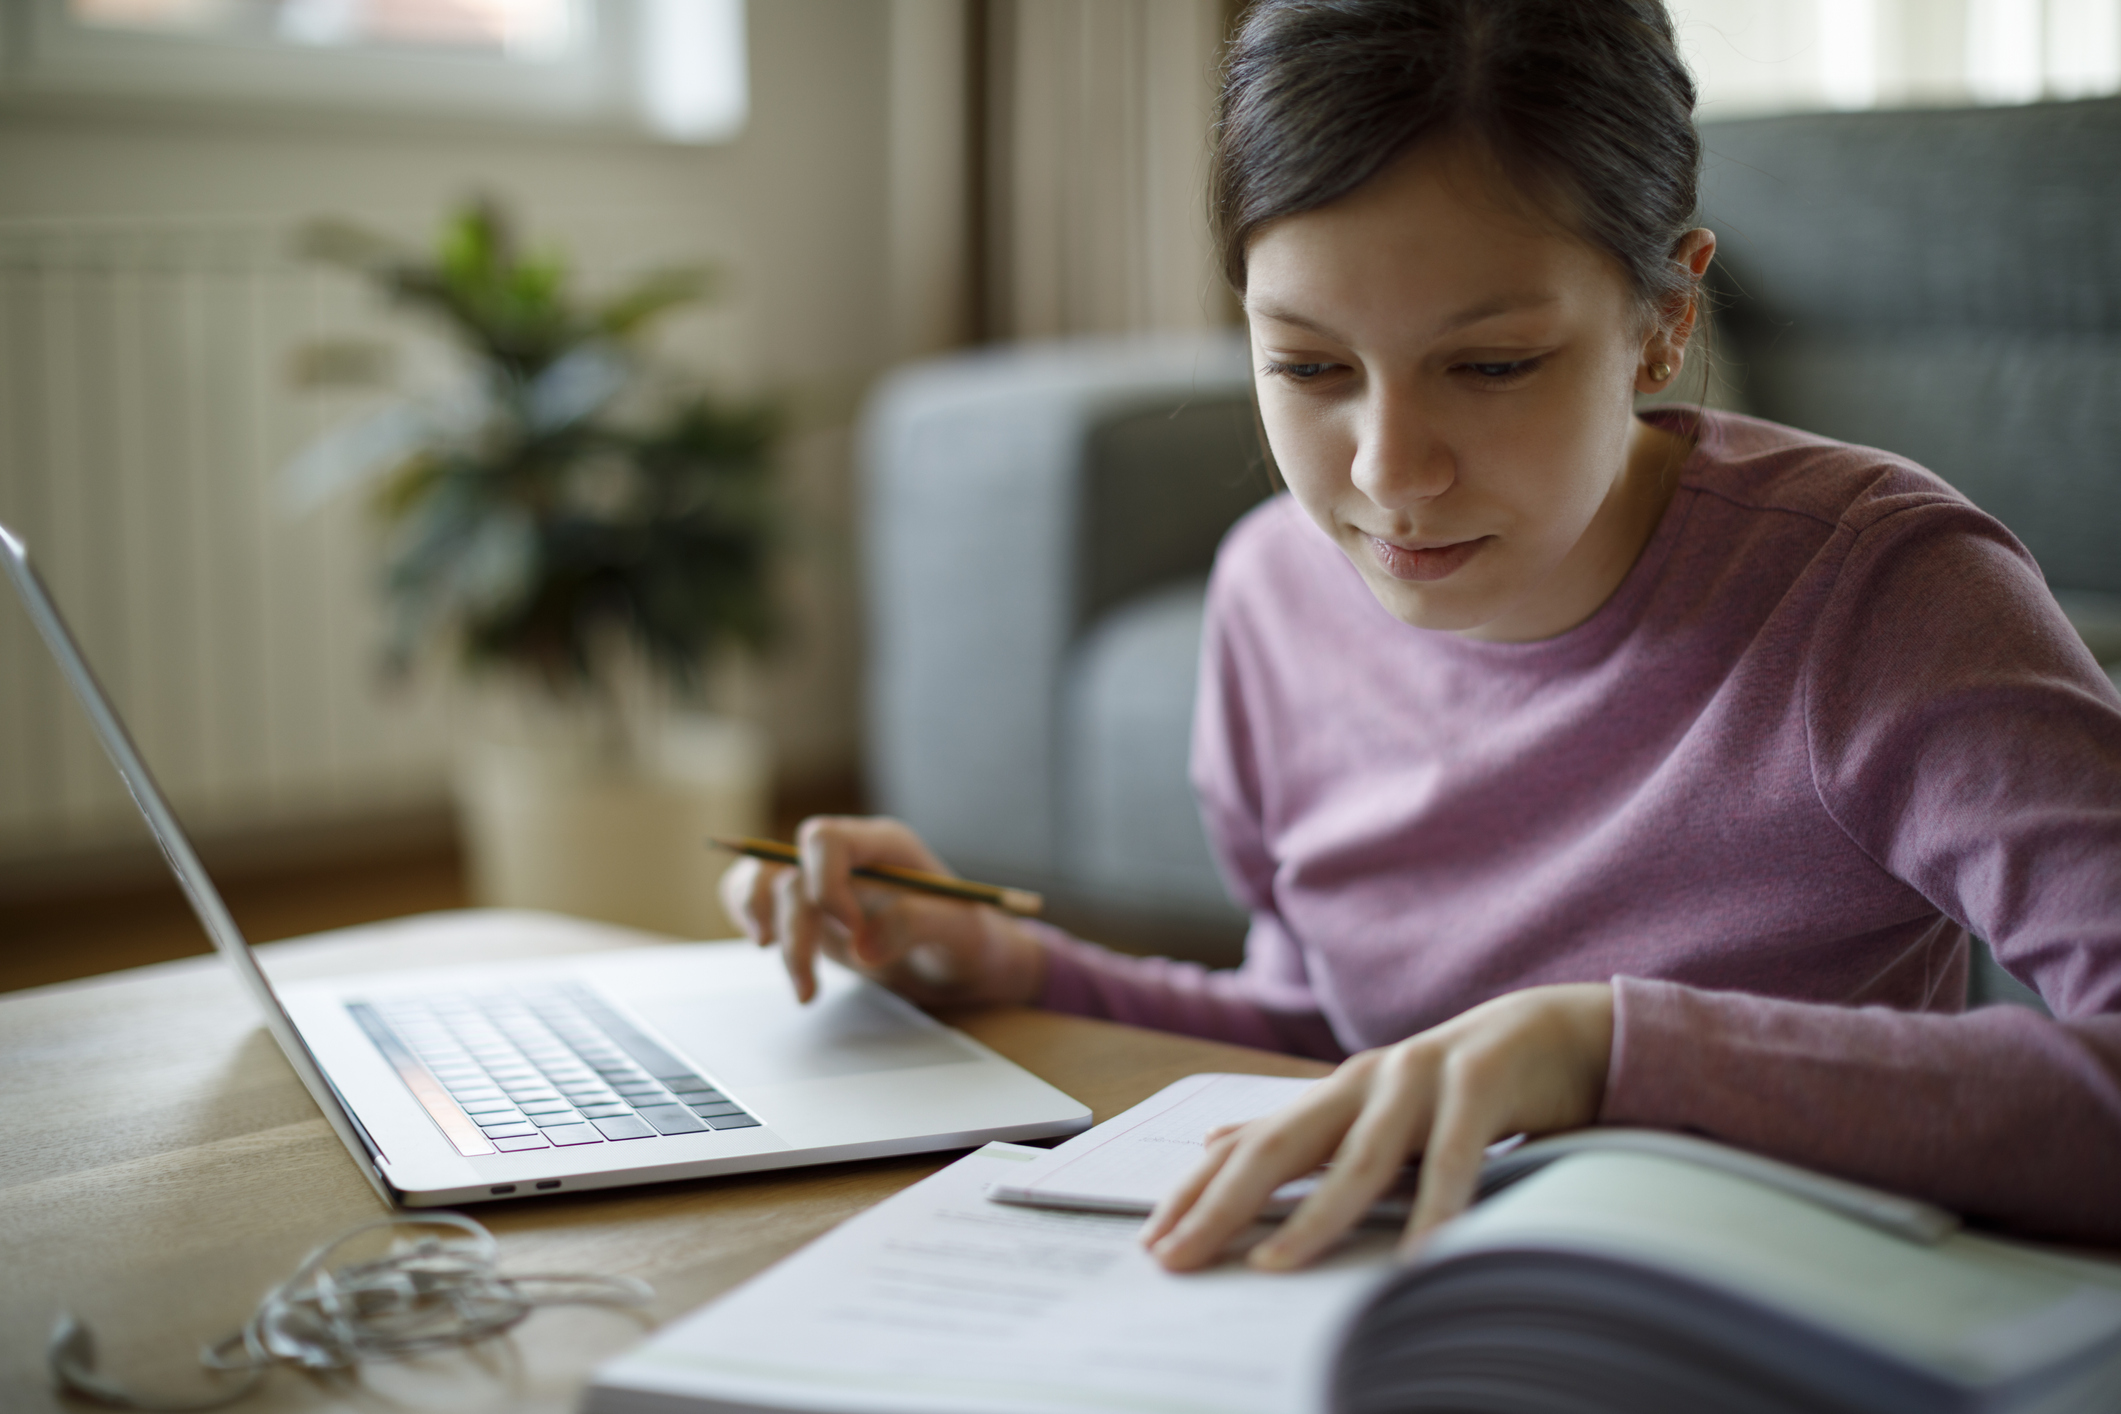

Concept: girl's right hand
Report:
left=716, top=815, right=1049, bottom=1009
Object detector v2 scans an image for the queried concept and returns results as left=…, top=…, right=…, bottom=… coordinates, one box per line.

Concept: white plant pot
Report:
left=451, top=708, right=770, bottom=941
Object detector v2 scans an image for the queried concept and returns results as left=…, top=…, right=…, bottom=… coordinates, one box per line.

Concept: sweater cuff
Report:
left=1031, top=922, right=1107, bottom=1015
left=1601, top=974, right=1696, bottom=1126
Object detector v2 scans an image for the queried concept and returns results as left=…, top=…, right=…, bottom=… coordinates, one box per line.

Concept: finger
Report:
left=1149, top=1097, right=1359, bottom=1272
left=751, top=861, right=790, bottom=942
left=1249, top=1050, right=1436, bottom=1271
left=1202, top=1122, right=1246, bottom=1145
left=722, top=859, right=778, bottom=945
left=774, top=866, right=822, bottom=1004
left=796, top=817, right=957, bottom=957
left=796, top=819, right=882, bottom=961
left=1402, top=1058, right=1500, bottom=1246
left=1141, top=1129, right=1243, bottom=1248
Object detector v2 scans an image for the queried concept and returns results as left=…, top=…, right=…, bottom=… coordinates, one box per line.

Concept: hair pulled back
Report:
left=1214, top=0, right=1701, bottom=315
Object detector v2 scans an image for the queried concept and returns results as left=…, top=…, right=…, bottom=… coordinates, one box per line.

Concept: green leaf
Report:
left=596, top=266, right=718, bottom=338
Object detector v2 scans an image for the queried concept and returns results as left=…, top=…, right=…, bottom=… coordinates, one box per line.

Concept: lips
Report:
left=1366, top=533, right=1490, bottom=583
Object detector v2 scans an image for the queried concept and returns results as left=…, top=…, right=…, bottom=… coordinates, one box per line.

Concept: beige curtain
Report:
left=885, top=0, right=1236, bottom=355
left=984, top=0, right=1233, bottom=339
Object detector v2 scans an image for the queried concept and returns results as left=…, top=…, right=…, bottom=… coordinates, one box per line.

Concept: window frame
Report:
left=0, top=0, right=747, bottom=144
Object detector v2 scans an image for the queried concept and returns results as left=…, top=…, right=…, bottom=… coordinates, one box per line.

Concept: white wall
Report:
left=0, top=0, right=888, bottom=874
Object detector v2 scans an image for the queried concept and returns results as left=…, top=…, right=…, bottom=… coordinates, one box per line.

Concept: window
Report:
left=67, top=0, right=579, bottom=55
left=1, top=0, right=746, bottom=142
left=1677, top=0, right=2121, bottom=117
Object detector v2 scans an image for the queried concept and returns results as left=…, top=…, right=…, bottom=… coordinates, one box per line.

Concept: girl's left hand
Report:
left=1141, top=982, right=1615, bottom=1272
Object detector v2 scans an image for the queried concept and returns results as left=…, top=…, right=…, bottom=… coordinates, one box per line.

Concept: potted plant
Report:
left=289, top=200, right=778, bottom=938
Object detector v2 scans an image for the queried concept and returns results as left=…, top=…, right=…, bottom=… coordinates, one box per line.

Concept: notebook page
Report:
left=588, top=1142, right=1394, bottom=1414
left=987, top=1073, right=1323, bottom=1214
left=988, top=1076, right=1949, bottom=1243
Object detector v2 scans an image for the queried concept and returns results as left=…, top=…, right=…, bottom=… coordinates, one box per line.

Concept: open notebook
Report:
left=586, top=1075, right=2121, bottom=1414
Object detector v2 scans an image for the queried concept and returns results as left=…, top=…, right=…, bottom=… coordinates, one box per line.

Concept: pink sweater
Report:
left=1037, top=409, right=2121, bottom=1242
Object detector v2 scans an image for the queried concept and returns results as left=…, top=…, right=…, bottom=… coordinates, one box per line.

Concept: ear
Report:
left=1635, top=229, right=1717, bottom=394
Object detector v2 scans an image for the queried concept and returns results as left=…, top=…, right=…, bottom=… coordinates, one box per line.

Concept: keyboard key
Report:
left=541, top=1123, right=605, bottom=1146
left=704, top=1112, right=761, bottom=1130
left=634, top=1105, right=708, bottom=1135
left=479, top=1121, right=540, bottom=1138
left=362, top=985, right=747, bottom=1154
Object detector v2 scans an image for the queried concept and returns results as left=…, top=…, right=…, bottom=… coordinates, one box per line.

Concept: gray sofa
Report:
left=861, top=332, right=1263, bottom=929
left=860, top=98, right=2121, bottom=981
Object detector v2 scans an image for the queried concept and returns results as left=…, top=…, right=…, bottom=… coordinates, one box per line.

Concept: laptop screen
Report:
left=0, top=520, right=385, bottom=1173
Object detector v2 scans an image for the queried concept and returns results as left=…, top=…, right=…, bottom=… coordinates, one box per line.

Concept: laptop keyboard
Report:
left=347, top=985, right=760, bottom=1159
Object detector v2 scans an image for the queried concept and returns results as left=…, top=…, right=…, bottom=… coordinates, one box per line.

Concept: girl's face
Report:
left=1245, top=142, right=1710, bottom=643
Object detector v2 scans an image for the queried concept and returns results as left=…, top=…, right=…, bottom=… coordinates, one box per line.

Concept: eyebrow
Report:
left=1247, top=291, right=1560, bottom=342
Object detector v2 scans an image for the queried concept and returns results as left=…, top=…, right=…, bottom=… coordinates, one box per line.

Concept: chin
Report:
left=1361, top=573, right=1499, bottom=634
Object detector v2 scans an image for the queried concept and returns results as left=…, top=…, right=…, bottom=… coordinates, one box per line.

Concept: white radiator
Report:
left=0, top=217, right=453, bottom=866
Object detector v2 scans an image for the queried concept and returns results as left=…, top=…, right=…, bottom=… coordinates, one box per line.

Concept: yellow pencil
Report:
left=709, top=836, right=1045, bottom=916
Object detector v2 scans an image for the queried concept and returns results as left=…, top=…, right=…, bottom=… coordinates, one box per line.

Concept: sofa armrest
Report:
left=859, top=332, right=1253, bottom=883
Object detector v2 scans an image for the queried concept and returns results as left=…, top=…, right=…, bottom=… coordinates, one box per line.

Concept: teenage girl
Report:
left=722, top=0, right=2121, bottom=1269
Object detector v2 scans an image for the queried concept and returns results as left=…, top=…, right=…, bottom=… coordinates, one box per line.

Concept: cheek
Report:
left=1254, top=383, right=1353, bottom=513
left=1499, top=352, right=1639, bottom=520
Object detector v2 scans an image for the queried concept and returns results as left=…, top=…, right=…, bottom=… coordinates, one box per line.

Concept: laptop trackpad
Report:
left=625, top=981, right=982, bottom=1087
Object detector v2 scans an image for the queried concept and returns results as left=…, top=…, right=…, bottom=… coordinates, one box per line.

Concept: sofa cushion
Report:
left=1701, top=99, right=2121, bottom=596
left=1060, top=579, right=1240, bottom=918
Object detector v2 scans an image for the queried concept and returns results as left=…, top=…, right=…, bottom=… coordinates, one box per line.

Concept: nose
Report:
left=1349, top=382, right=1454, bottom=511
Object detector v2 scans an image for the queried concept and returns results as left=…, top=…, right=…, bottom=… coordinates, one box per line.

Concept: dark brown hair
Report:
left=1214, top=0, right=1701, bottom=318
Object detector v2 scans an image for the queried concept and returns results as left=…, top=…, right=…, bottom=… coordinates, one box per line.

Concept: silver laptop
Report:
left=2, top=521, right=1090, bottom=1207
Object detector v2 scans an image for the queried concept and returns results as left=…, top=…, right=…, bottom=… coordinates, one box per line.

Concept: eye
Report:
left=1261, top=360, right=1337, bottom=382
left=1455, top=358, right=1540, bottom=384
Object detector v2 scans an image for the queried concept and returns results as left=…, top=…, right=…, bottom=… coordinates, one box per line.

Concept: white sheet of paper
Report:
left=984, top=1072, right=1326, bottom=1215
left=984, top=1074, right=1956, bottom=1247
left=589, top=1141, right=1395, bottom=1414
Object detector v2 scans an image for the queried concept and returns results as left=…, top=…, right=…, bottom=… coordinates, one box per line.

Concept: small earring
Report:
left=1648, top=361, right=1673, bottom=383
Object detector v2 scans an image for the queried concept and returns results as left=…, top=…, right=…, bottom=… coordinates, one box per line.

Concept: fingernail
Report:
left=1250, top=1242, right=1294, bottom=1271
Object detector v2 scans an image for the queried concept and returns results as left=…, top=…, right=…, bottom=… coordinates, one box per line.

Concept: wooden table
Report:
left=2, top=911, right=1328, bottom=1412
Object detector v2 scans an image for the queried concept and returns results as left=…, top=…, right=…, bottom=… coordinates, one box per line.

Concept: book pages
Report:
left=1423, top=1150, right=2121, bottom=1389
left=588, top=1142, right=1395, bottom=1414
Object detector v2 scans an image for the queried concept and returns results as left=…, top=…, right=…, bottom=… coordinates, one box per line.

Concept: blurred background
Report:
left=4, top=0, right=2117, bottom=992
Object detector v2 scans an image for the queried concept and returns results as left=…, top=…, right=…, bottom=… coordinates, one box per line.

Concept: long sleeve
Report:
left=1603, top=980, right=2121, bottom=1240
left=1604, top=493, right=2121, bottom=1241
left=1035, top=918, right=1346, bottom=1060
left=1034, top=511, right=1346, bottom=1062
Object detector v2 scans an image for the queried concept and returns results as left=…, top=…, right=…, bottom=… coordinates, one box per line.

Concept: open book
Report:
left=587, top=1077, right=2121, bottom=1414
left=986, top=1072, right=1959, bottom=1242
